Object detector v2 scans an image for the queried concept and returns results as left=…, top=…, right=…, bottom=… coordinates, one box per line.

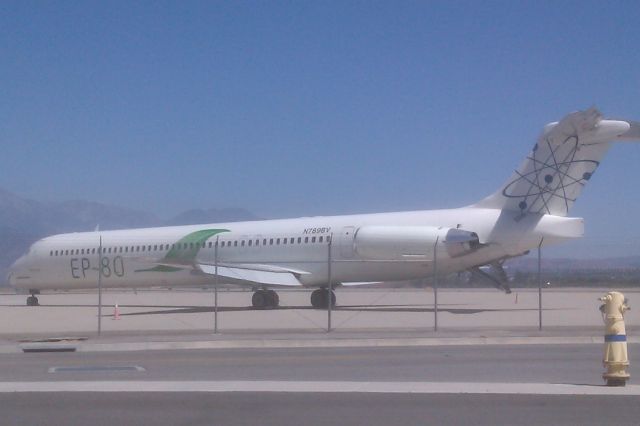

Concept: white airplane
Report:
left=7, top=108, right=640, bottom=308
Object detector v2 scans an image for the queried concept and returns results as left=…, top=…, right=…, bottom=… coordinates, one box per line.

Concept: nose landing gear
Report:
left=26, top=294, right=39, bottom=306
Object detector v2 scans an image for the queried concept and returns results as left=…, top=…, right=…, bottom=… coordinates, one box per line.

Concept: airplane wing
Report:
left=340, top=281, right=384, bottom=287
left=137, top=257, right=308, bottom=287
left=197, top=264, right=304, bottom=287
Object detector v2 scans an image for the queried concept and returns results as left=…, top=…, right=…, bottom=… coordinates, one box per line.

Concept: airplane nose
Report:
left=7, top=256, right=26, bottom=288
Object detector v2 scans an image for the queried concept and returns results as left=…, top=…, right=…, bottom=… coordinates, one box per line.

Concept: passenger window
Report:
left=297, top=237, right=301, bottom=244
left=263, top=239, right=267, bottom=245
left=241, top=240, right=245, bottom=247
left=276, top=238, right=280, bottom=245
left=283, top=238, right=287, bottom=245
left=248, top=240, right=252, bottom=246
left=92, top=248, right=96, bottom=254
left=312, top=237, right=316, bottom=243
left=319, top=236, right=323, bottom=243
left=234, top=241, right=238, bottom=247
left=290, top=238, right=294, bottom=244
left=142, top=246, right=146, bottom=252
left=256, top=239, right=259, bottom=246
left=305, top=237, right=309, bottom=243
left=270, top=239, right=274, bottom=245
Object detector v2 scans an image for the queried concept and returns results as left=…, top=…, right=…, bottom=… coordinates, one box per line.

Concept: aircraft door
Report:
left=339, top=226, right=356, bottom=258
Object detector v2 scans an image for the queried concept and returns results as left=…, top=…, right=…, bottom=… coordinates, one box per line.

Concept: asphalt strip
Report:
left=0, top=381, right=637, bottom=395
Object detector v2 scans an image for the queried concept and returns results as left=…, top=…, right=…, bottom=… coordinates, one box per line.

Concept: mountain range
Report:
left=505, top=255, right=640, bottom=272
left=0, top=188, right=259, bottom=285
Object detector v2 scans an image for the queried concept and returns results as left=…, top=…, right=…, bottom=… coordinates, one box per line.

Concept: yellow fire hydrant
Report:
left=599, top=291, right=630, bottom=386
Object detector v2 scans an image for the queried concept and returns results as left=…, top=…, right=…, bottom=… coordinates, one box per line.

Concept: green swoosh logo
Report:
left=136, top=228, right=230, bottom=272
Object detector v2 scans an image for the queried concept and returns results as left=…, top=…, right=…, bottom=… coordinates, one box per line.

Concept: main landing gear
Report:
left=251, top=289, right=280, bottom=309
left=310, top=288, right=336, bottom=309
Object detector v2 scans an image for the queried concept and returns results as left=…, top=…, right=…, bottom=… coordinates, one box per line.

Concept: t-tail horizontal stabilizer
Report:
left=475, top=108, right=640, bottom=216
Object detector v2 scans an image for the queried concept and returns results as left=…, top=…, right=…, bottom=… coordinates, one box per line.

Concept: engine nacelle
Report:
left=353, top=226, right=479, bottom=261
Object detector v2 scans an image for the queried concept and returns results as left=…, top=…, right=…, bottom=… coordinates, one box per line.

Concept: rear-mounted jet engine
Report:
left=352, top=226, right=480, bottom=261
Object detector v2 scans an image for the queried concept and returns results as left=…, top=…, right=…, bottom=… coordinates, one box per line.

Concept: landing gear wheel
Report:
left=310, top=289, right=323, bottom=308
left=310, top=289, right=336, bottom=309
left=252, top=290, right=280, bottom=308
left=252, top=290, right=267, bottom=308
left=26, top=296, right=39, bottom=307
left=266, top=290, right=279, bottom=307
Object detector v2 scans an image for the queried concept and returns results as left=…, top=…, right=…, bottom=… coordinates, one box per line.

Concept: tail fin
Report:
left=474, top=107, right=640, bottom=216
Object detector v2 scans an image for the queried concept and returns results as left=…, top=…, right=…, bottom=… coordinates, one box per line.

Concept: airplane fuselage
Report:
left=8, top=207, right=581, bottom=292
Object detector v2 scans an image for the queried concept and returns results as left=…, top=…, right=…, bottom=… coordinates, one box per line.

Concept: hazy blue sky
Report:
left=1, top=1, right=639, bottom=257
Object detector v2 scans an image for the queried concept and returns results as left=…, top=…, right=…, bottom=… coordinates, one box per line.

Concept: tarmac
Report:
left=1, top=287, right=638, bottom=425
left=0, top=287, right=636, bottom=352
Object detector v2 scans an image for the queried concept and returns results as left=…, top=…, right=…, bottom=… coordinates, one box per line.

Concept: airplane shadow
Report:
left=0, top=303, right=564, bottom=317
left=101, top=304, right=560, bottom=318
